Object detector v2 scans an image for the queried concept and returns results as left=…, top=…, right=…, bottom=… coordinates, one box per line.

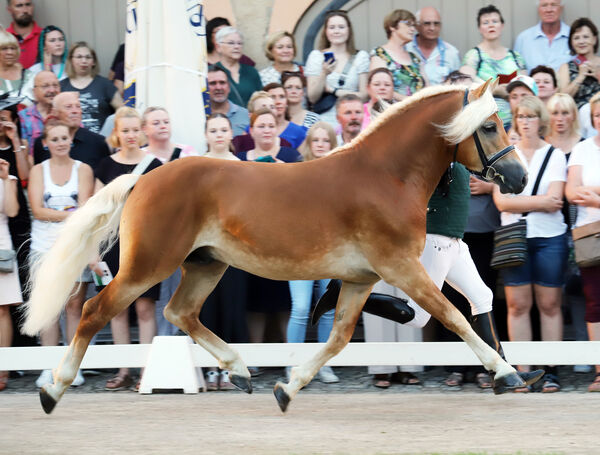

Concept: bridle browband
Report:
left=454, top=89, right=515, bottom=181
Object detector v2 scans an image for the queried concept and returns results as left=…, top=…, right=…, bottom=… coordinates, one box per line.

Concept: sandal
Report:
left=373, top=374, right=391, bottom=389
left=541, top=373, right=561, bottom=393
left=390, top=372, right=421, bottom=385
left=205, top=370, right=219, bottom=391
left=514, top=385, right=532, bottom=393
left=588, top=373, right=600, bottom=393
left=105, top=374, right=133, bottom=391
left=444, top=372, right=464, bottom=387
left=476, top=372, right=493, bottom=389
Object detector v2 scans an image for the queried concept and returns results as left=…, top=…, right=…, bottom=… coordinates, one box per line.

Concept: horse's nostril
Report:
left=521, top=174, right=528, bottom=187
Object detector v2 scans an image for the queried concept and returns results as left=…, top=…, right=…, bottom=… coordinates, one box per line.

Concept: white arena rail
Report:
left=1, top=338, right=599, bottom=393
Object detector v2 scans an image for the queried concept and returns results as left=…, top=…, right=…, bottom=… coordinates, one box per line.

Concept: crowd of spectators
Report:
left=0, top=0, right=599, bottom=395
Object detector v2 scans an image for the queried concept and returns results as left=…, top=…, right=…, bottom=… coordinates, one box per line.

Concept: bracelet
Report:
left=14, top=144, right=26, bottom=153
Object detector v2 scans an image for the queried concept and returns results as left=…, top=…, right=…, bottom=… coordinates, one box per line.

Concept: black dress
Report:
left=94, top=155, right=162, bottom=298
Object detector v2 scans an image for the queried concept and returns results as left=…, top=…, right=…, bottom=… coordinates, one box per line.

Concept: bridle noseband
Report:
left=455, top=89, right=515, bottom=181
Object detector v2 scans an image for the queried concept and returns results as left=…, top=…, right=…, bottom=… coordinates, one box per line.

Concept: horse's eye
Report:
left=481, top=123, right=497, bottom=134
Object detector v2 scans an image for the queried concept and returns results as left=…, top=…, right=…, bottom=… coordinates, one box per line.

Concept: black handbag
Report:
left=490, top=146, right=554, bottom=269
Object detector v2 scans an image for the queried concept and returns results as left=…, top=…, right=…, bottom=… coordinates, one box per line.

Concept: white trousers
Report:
left=363, top=233, right=493, bottom=373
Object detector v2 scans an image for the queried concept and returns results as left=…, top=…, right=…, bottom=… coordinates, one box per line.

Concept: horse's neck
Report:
left=355, top=93, right=458, bottom=198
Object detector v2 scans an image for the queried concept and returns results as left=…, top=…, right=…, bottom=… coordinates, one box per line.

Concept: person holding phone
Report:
left=305, top=10, right=369, bottom=125
left=558, top=18, right=600, bottom=109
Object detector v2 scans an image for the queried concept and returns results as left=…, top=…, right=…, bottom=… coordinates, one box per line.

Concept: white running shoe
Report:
left=318, top=366, right=339, bottom=384
left=35, top=369, right=54, bottom=388
left=574, top=365, right=592, bottom=374
left=71, top=370, right=85, bottom=387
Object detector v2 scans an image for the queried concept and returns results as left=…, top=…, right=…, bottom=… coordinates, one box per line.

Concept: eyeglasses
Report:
left=419, top=21, right=441, bottom=27
left=398, top=20, right=417, bottom=28
left=73, top=55, right=93, bottom=60
left=222, top=41, right=243, bottom=47
left=516, top=114, right=539, bottom=121
left=35, top=83, right=60, bottom=89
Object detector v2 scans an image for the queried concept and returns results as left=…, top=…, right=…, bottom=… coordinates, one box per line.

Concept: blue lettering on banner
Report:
left=126, top=0, right=138, bottom=34
left=124, top=82, right=136, bottom=108
left=186, top=0, right=206, bottom=37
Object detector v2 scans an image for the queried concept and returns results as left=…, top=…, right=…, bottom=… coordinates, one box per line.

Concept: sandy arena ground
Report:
left=1, top=383, right=597, bottom=455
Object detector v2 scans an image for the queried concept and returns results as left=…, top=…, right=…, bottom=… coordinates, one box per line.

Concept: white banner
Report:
left=125, top=0, right=208, bottom=152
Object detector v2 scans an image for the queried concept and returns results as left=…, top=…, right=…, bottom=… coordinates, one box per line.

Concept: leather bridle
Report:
left=455, top=89, right=515, bottom=182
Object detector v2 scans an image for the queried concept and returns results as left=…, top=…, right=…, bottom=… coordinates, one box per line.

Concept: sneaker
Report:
left=318, top=366, right=339, bottom=384
left=71, top=370, right=85, bottom=387
left=574, top=365, right=592, bottom=374
left=205, top=370, right=219, bottom=391
left=219, top=370, right=235, bottom=391
left=35, top=369, right=54, bottom=388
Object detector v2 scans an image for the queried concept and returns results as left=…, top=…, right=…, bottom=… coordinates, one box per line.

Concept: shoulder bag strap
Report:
left=475, top=47, right=483, bottom=73
left=169, top=147, right=182, bottom=162
left=338, top=53, right=356, bottom=86
left=523, top=145, right=554, bottom=217
left=131, top=154, right=155, bottom=176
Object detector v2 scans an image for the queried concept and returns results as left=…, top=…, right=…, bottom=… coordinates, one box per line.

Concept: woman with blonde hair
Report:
left=545, top=93, right=582, bottom=157
left=60, top=41, right=123, bottom=133
left=0, top=30, right=34, bottom=105
left=298, top=121, right=337, bottom=161
left=28, top=119, right=94, bottom=388
left=566, top=92, right=600, bottom=392
left=141, top=106, right=197, bottom=163
left=305, top=10, right=369, bottom=124
left=493, top=96, right=568, bottom=393
left=259, top=31, right=302, bottom=86
left=93, top=107, right=162, bottom=391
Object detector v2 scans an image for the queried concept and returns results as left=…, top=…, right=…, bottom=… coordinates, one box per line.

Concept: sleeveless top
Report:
left=30, top=160, right=81, bottom=253
left=568, top=61, right=600, bottom=109
left=370, top=47, right=425, bottom=96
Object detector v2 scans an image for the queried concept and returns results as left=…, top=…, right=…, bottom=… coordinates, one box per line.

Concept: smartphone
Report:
left=324, top=51, right=335, bottom=63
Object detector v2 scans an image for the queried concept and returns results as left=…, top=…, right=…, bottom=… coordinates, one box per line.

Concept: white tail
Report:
left=21, top=174, right=141, bottom=336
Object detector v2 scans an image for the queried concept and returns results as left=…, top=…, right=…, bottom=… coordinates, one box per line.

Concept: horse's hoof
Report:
left=39, top=387, right=57, bottom=414
left=230, top=374, right=252, bottom=394
left=493, top=371, right=526, bottom=395
left=519, top=369, right=545, bottom=386
left=273, top=383, right=290, bottom=413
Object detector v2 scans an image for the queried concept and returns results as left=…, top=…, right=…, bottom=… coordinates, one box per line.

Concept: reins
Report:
left=454, top=89, right=515, bottom=182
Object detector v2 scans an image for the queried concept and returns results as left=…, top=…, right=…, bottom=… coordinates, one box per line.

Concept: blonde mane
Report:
left=333, top=83, right=497, bottom=153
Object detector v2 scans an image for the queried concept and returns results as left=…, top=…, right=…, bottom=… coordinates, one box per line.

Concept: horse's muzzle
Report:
left=494, top=161, right=528, bottom=194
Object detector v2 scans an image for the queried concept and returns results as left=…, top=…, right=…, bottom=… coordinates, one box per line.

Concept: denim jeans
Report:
left=287, top=279, right=333, bottom=343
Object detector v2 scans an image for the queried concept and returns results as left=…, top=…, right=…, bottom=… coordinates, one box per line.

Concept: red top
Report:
left=7, top=22, right=43, bottom=69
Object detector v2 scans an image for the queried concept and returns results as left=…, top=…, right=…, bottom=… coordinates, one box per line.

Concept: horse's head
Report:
left=440, top=79, right=528, bottom=194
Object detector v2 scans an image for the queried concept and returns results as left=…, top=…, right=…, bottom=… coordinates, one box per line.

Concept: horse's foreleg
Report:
left=40, top=278, right=146, bottom=414
left=382, top=261, right=524, bottom=391
left=163, top=261, right=252, bottom=393
left=274, top=281, right=373, bottom=412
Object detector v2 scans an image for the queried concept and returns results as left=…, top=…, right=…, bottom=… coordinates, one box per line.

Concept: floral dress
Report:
left=567, top=61, right=600, bottom=109
left=370, top=47, right=425, bottom=96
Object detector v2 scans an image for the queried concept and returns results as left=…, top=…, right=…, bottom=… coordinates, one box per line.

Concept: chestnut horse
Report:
left=23, top=79, right=527, bottom=414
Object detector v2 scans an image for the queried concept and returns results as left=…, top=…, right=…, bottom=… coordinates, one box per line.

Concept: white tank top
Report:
left=30, top=160, right=81, bottom=253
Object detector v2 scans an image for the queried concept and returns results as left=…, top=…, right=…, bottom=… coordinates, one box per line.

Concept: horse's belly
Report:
left=208, top=239, right=377, bottom=282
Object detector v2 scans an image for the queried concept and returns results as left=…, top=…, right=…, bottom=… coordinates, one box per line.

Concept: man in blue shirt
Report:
left=207, top=66, right=249, bottom=137
left=405, top=7, right=460, bottom=85
left=514, top=0, right=571, bottom=72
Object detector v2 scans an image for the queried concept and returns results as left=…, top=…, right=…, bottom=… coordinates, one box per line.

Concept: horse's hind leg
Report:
left=40, top=278, right=147, bottom=414
left=381, top=260, right=524, bottom=392
left=163, top=260, right=252, bottom=393
left=273, top=281, right=373, bottom=412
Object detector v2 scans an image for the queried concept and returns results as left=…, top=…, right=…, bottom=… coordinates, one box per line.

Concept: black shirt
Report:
left=94, top=155, right=162, bottom=185
left=33, top=127, right=111, bottom=170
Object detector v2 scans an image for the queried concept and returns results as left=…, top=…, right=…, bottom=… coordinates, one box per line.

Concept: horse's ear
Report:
left=471, top=78, right=494, bottom=99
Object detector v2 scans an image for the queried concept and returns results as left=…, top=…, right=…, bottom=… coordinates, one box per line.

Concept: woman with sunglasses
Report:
left=305, top=10, right=369, bottom=125
left=370, top=9, right=427, bottom=101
